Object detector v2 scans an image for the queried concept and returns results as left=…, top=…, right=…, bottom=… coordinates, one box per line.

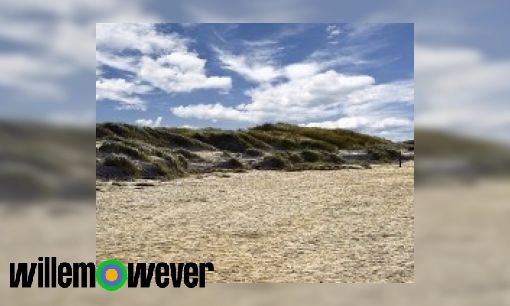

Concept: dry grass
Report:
left=96, top=162, right=414, bottom=283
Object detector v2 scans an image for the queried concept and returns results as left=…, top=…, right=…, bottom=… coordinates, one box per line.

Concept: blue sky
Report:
left=96, top=23, right=414, bottom=141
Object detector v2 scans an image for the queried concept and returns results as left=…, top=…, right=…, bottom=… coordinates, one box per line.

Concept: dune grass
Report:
left=96, top=122, right=409, bottom=179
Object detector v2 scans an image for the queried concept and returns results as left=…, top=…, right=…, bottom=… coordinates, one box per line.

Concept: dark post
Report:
left=399, top=151, right=402, bottom=168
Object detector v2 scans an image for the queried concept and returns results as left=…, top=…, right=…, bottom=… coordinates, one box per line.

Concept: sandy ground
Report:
left=96, top=162, right=414, bottom=283
left=4, top=171, right=510, bottom=304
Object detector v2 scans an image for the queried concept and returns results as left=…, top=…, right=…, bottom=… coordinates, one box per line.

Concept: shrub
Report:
left=175, top=154, right=189, bottom=169
left=366, top=146, right=400, bottom=161
left=287, top=152, right=304, bottom=164
left=98, top=141, right=148, bottom=161
left=174, top=148, right=203, bottom=161
left=96, top=125, right=114, bottom=138
left=152, top=160, right=171, bottom=177
left=245, top=148, right=264, bottom=157
left=225, top=157, right=245, bottom=169
left=193, top=132, right=251, bottom=153
left=300, top=149, right=322, bottom=162
left=324, top=153, right=346, bottom=164
left=102, top=155, right=140, bottom=176
left=150, top=158, right=188, bottom=179
left=298, top=139, right=337, bottom=152
left=237, top=132, right=272, bottom=150
left=261, top=155, right=290, bottom=169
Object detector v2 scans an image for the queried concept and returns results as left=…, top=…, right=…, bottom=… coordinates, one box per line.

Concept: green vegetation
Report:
left=365, top=146, right=401, bottom=162
left=97, top=122, right=393, bottom=153
left=324, top=153, right=347, bottom=164
left=224, top=157, right=246, bottom=169
left=259, top=155, right=291, bottom=170
left=245, top=148, right=264, bottom=157
left=96, top=122, right=404, bottom=179
left=173, top=148, right=204, bottom=161
left=98, top=140, right=149, bottom=161
left=102, top=155, right=140, bottom=177
left=300, top=149, right=322, bottom=162
left=287, top=152, right=304, bottom=164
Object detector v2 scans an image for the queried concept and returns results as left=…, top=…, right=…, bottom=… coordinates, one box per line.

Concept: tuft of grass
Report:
left=366, top=146, right=401, bottom=162
left=260, top=155, right=291, bottom=169
left=152, top=160, right=171, bottom=177
left=174, top=148, right=204, bottom=161
left=287, top=152, right=304, bottom=164
left=300, top=149, right=322, bottom=162
left=98, top=141, right=149, bottom=161
left=175, top=154, right=189, bottom=170
left=193, top=132, right=252, bottom=153
left=224, top=157, right=245, bottom=169
left=298, top=139, right=337, bottom=152
left=245, top=148, right=264, bottom=157
left=102, top=155, right=140, bottom=177
left=324, top=153, right=347, bottom=164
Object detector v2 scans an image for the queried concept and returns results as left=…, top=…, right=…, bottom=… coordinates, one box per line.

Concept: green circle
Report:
left=96, top=259, right=127, bottom=291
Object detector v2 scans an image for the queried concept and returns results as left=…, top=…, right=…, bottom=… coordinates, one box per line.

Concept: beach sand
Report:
left=96, top=162, right=414, bottom=283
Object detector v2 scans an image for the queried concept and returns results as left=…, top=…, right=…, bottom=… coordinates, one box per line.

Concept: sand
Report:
left=96, top=162, right=414, bottom=283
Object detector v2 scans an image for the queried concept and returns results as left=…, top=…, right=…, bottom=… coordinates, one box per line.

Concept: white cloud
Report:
left=303, top=116, right=413, bottom=130
left=346, top=23, right=386, bottom=38
left=47, top=109, right=96, bottom=127
left=96, top=23, right=188, bottom=55
left=96, top=51, right=139, bottom=74
left=172, top=69, right=413, bottom=129
left=242, top=70, right=375, bottom=113
left=172, top=103, right=262, bottom=123
left=214, top=39, right=369, bottom=85
left=242, top=39, right=278, bottom=47
left=136, top=117, right=163, bottom=127
left=283, top=63, right=321, bottom=79
left=0, top=54, right=74, bottom=100
left=181, top=124, right=199, bottom=129
left=139, top=52, right=232, bottom=93
left=162, top=24, right=413, bottom=141
left=0, top=0, right=160, bottom=111
left=214, top=48, right=283, bottom=83
left=303, top=116, right=370, bottom=129
left=346, top=79, right=414, bottom=106
left=326, top=24, right=342, bottom=40
left=96, top=23, right=233, bottom=109
left=96, top=78, right=151, bottom=110
left=415, top=44, right=510, bottom=143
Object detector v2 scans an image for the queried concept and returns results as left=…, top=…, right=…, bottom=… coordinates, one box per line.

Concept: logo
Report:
left=10, top=257, right=214, bottom=290
left=96, top=259, right=127, bottom=291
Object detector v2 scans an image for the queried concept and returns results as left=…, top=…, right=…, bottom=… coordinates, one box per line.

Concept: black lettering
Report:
left=199, top=263, right=214, bottom=287
left=51, top=257, right=57, bottom=288
left=58, top=263, right=72, bottom=288
left=155, top=263, right=169, bottom=288
left=10, top=263, right=37, bottom=288
left=128, top=263, right=155, bottom=287
left=45, top=257, right=50, bottom=288
left=37, top=260, right=43, bottom=288
left=169, top=263, right=184, bottom=288
left=183, top=263, right=198, bottom=288
left=72, top=262, right=95, bottom=288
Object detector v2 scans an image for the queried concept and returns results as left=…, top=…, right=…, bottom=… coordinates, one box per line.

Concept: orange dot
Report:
left=105, top=269, right=118, bottom=282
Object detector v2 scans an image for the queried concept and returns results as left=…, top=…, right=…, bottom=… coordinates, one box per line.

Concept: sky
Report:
left=96, top=23, right=414, bottom=141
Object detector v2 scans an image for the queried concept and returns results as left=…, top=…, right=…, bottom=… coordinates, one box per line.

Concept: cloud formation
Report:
left=136, top=117, right=163, bottom=127
left=96, top=23, right=232, bottom=109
